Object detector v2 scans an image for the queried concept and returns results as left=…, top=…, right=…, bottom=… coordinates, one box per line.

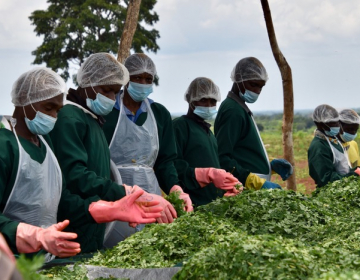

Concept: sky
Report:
left=1, top=0, right=360, bottom=116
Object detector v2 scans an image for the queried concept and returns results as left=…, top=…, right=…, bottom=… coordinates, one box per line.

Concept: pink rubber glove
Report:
left=170, top=185, right=194, bottom=212
left=131, top=186, right=177, bottom=224
left=224, top=185, right=244, bottom=197
left=123, top=184, right=133, bottom=195
left=89, top=188, right=163, bottom=224
left=16, top=220, right=81, bottom=257
left=355, top=167, right=360, bottom=176
left=0, top=233, right=15, bottom=262
left=195, top=168, right=239, bottom=190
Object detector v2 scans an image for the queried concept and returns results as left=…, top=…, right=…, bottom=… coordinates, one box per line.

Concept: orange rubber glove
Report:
left=195, top=168, right=240, bottom=190
left=16, top=220, right=80, bottom=258
left=170, top=185, right=194, bottom=212
left=88, top=188, right=163, bottom=224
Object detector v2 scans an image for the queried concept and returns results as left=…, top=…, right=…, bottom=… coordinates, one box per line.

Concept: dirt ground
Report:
left=296, top=160, right=316, bottom=194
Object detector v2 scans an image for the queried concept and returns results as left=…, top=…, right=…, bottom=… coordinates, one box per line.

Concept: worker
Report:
left=49, top=53, right=174, bottom=253
left=338, top=109, right=360, bottom=168
left=308, top=104, right=360, bottom=188
left=214, top=57, right=293, bottom=191
left=173, top=77, right=242, bottom=207
left=102, top=53, right=192, bottom=241
left=0, top=67, right=162, bottom=261
left=102, top=53, right=193, bottom=210
left=0, top=67, right=81, bottom=260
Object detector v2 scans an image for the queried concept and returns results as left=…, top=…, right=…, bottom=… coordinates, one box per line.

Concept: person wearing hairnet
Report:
left=0, top=67, right=81, bottom=259
left=103, top=53, right=193, bottom=215
left=49, top=53, right=173, bottom=253
left=214, top=57, right=293, bottom=191
left=172, top=77, right=242, bottom=207
left=338, top=109, right=360, bottom=168
left=0, top=67, right=162, bottom=260
left=308, top=105, right=360, bottom=188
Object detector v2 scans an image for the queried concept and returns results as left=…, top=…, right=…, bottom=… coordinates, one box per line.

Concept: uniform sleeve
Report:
left=0, top=138, right=20, bottom=254
left=308, top=140, right=355, bottom=187
left=214, top=105, right=250, bottom=184
left=152, top=104, right=181, bottom=194
left=173, top=119, right=202, bottom=191
left=41, top=134, right=102, bottom=226
left=57, top=172, right=100, bottom=227
left=50, top=115, right=126, bottom=201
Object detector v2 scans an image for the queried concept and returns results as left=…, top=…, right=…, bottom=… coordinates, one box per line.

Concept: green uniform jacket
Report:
left=0, top=129, right=99, bottom=254
left=103, top=102, right=180, bottom=194
left=308, top=135, right=357, bottom=188
left=50, top=104, right=126, bottom=253
left=172, top=115, right=224, bottom=206
left=214, top=94, right=269, bottom=184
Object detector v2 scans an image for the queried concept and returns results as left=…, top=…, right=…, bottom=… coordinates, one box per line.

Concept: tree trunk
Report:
left=260, top=0, right=296, bottom=191
left=117, top=0, right=142, bottom=64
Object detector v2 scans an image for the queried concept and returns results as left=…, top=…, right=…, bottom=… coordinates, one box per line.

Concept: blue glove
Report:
left=270, top=159, right=293, bottom=181
left=261, top=181, right=282, bottom=190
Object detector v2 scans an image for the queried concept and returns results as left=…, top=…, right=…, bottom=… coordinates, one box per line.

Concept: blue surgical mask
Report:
left=237, top=82, right=259, bottom=103
left=85, top=88, right=115, bottom=116
left=23, top=105, right=57, bottom=135
left=193, top=106, right=217, bottom=120
left=127, top=81, right=153, bottom=102
left=241, top=89, right=259, bottom=103
left=340, top=132, right=357, bottom=142
left=324, top=125, right=340, bottom=137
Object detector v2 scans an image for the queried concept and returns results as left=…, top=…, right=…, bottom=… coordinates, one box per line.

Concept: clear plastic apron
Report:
left=109, top=94, right=161, bottom=194
left=3, top=121, right=62, bottom=261
left=325, top=137, right=351, bottom=175
left=251, top=116, right=272, bottom=181
left=105, top=95, right=161, bottom=246
left=103, top=159, right=124, bottom=248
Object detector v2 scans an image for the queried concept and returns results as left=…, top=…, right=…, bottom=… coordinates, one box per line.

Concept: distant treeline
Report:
left=254, top=110, right=360, bottom=132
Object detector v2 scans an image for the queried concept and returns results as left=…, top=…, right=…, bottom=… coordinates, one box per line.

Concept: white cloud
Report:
left=0, top=0, right=47, bottom=50
left=1, top=0, right=360, bottom=115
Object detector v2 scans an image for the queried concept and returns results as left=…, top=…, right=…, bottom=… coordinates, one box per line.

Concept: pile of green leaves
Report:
left=174, top=233, right=360, bottom=280
left=165, top=191, right=187, bottom=217
left=42, top=176, right=360, bottom=279
left=86, top=212, right=236, bottom=268
left=197, top=189, right=330, bottom=239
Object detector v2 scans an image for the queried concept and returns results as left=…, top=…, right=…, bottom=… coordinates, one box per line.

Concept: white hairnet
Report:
left=124, top=53, right=157, bottom=77
left=11, top=67, right=66, bottom=107
left=231, top=57, right=268, bottom=83
left=312, top=104, right=339, bottom=123
left=184, top=77, right=221, bottom=103
left=77, top=53, right=129, bottom=88
left=339, top=109, right=360, bottom=124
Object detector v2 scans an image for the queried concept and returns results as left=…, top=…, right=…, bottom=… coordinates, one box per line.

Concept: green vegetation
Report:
left=165, top=190, right=186, bottom=217
left=29, top=0, right=159, bottom=82
left=41, top=176, right=360, bottom=279
left=16, top=254, right=46, bottom=280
